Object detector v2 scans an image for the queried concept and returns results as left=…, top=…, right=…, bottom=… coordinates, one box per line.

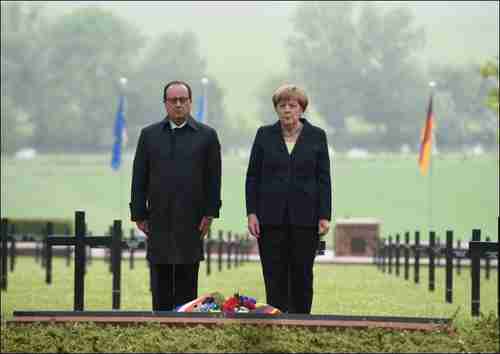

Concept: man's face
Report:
left=164, top=84, right=191, bottom=124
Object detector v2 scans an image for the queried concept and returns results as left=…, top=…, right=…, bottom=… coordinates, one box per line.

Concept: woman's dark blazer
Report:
left=245, top=118, right=332, bottom=227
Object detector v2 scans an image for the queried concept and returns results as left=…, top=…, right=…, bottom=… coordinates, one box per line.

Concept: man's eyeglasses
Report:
left=166, top=97, right=190, bottom=105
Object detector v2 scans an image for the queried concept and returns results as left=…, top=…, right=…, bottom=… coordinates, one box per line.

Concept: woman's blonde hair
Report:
left=272, top=84, right=308, bottom=111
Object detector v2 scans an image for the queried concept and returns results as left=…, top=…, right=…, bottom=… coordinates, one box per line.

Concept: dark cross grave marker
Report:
left=45, top=222, right=54, bottom=284
left=46, top=210, right=122, bottom=311
left=428, top=231, right=436, bottom=292
left=404, top=232, right=410, bottom=280
left=436, top=237, right=441, bottom=267
left=41, top=232, right=47, bottom=269
left=378, top=227, right=498, bottom=320
left=45, top=222, right=83, bottom=285
left=470, top=229, right=481, bottom=278
left=469, top=237, right=498, bottom=317
left=443, top=229, right=479, bottom=305
left=414, top=231, right=421, bottom=284
left=456, top=239, right=462, bottom=275
left=47, top=225, right=74, bottom=279
left=445, top=230, right=453, bottom=304
left=377, top=239, right=382, bottom=272
left=227, top=231, right=232, bottom=270
left=395, top=234, right=400, bottom=277
left=234, top=234, right=239, bottom=268
left=127, top=240, right=137, bottom=270
left=1, top=218, right=8, bottom=290
left=388, top=235, right=393, bottom=274
left=218, top=230, right=223, bottom=272
left=232, top=234, right=237, bottom=268
left=381, top=239, right=386, bottom=273
left=0, top=220, right=25, bottom=288
left=234, top=234, right=239, bottom=267
left=439, top=237, right=445, bottom=268
left=127, top=230, right=140, bottom=271
left=378, top=241, right=383, bottom=268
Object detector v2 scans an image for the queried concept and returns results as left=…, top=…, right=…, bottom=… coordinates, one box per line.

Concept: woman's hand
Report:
left=318, top=219, right=330, bottom=236
left=136, top=220, right=149, bottom=238
left=247, top=213, right=261, bottom=238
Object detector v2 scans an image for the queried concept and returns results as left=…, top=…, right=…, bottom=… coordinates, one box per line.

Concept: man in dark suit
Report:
left=130, top=80, right=222, bottom=311
left=246, top=84, right=332, bottom=314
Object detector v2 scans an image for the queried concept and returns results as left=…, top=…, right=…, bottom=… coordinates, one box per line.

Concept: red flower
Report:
left=222, top=296, right=239, bottom=313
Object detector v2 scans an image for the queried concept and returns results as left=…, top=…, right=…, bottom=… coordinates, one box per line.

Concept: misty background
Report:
left=2, top=1, right=499, bottom=155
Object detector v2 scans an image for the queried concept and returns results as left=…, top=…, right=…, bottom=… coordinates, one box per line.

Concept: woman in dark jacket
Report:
left=245, top=84, right=332, bottom=314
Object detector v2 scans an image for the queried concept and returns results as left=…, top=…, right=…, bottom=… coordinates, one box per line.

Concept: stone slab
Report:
left=8, top=311, right=451, bottom=332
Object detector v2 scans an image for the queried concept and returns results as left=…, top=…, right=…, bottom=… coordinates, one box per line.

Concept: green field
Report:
left=1, top=153, right=498, bottom=247
left=1, top=257, right=498, bottom=352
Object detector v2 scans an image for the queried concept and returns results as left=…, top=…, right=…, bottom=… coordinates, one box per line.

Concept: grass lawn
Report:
left=1, top=153, right=498, bottom=248
left=0, top=256, right=498, bottom=352
left=1, top=256, right=497, bottom=321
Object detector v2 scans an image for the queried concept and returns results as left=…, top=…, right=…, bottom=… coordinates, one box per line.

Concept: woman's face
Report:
left=275, top=98, right=303, bottom=127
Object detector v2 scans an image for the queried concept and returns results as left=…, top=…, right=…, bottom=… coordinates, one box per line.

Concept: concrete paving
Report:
left=13, top=243, right=498, bottom=266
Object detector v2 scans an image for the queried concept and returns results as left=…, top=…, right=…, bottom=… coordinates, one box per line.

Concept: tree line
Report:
left=1, top=2, right=498, bottom=155
left=1, top=3, right=231, bottom=154
left=257, top=2, right=498, bottom=152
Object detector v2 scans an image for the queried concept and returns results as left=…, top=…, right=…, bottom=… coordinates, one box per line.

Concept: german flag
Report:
left=418, top=94, right=434, bottom=176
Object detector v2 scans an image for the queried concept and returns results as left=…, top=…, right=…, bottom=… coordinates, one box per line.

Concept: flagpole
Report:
left=201, top=77, right=208, bottom=124
left=119, top=77, right=127, bottom=226
left=428, top=81, right=436, bottom=232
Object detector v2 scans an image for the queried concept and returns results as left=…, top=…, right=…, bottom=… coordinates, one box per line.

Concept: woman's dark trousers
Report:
left=258, top=223, right=318, bottom=314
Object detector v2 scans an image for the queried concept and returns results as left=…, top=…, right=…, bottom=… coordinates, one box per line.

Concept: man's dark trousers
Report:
left=150, top=263, right=200, bottom=311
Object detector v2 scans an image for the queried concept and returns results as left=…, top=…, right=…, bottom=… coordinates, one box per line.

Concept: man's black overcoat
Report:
left=130, top=116, right=221, bottom=264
